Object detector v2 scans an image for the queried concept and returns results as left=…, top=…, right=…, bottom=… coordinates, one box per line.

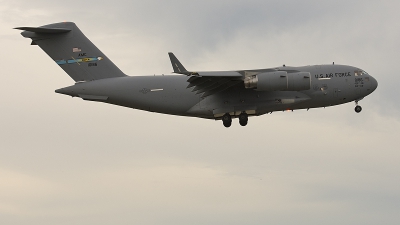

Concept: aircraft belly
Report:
left=188, top=88, right=313, bottom=118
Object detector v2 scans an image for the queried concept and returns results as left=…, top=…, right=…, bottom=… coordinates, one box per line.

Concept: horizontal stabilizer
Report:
left=14, top=27, right=71, bottom=34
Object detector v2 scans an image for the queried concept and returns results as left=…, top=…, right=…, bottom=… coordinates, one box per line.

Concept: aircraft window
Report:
left=355, top=70, right=368, bottom=76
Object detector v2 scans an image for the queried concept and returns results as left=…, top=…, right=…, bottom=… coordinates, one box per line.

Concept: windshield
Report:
left=355, top=70, right=368, bottom=76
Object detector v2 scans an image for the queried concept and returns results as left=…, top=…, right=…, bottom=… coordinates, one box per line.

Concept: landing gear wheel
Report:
left=223, top=120, right=232, bottom=128
left=222, top=113, right=232, bottom=128
left=239, top=112, right=248, bottom=126
left=355, top=105, right=362, bottom=113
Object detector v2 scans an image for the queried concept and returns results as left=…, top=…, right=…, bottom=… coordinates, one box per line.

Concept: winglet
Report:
left=168, top=52, right=188, bottom=74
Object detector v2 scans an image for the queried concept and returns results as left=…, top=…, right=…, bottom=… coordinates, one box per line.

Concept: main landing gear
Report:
left=222, top=112, right=248, bottom=128
left=239, top=112, right=248, bottom=126
left=222, top=113, right=232, bottom=128
left=354, top=99, right=362, bottom=113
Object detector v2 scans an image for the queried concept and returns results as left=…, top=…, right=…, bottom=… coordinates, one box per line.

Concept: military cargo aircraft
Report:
left=16, top=22, right=378, bottom=127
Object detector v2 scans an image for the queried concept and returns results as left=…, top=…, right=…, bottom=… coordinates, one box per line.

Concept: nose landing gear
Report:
left=354, top=99, right=363, bottom=113
left=355, top=105, right=362, bottom=113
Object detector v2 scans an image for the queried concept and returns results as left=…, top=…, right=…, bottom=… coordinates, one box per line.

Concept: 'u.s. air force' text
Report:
left=314, top=72, right=351, bottom=78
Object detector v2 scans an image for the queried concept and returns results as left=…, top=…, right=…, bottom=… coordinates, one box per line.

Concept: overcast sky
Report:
left=1, top=0, right=399, bottom=225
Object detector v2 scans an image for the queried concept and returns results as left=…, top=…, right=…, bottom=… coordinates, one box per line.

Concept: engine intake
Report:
left=244, top=71, right=311, bottom=91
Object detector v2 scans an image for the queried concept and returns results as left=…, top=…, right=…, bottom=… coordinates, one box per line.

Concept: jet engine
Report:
left=244, top=71, right=311, bottom=91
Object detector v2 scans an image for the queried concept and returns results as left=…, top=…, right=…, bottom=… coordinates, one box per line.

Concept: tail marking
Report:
left=56, top=57, right=103, bottom=65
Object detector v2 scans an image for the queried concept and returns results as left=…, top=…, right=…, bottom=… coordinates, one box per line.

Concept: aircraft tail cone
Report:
left=55, top=86, right=77, bottom=97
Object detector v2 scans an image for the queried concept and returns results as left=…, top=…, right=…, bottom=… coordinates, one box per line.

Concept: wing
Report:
left=168, top=52, right=244, bottom=97
left=186, top=75, right=243, bottom=97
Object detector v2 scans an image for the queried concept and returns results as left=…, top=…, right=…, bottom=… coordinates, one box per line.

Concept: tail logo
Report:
left=56, top=57, right=103, bottom=65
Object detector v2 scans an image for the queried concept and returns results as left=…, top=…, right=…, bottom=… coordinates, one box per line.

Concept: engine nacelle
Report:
left=244, top=71, right=311, bottom=91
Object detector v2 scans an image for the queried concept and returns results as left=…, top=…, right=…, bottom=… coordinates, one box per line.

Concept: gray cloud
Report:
left=1, top=0, right=400, bottom=224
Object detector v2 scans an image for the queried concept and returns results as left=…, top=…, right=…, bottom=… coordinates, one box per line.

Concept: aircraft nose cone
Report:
left=370, top=76, right=378, bottom=92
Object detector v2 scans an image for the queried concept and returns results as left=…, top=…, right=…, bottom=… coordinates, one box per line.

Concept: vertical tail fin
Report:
left=16, top=22, right=126, bottom=82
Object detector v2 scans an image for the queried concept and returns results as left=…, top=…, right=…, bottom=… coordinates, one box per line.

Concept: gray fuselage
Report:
left=56, top=64, right=378, bottom=120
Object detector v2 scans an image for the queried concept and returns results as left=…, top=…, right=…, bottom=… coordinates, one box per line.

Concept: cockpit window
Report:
left=355, top=70, right=368, bottom=76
